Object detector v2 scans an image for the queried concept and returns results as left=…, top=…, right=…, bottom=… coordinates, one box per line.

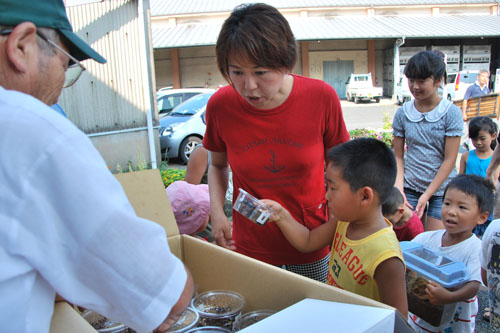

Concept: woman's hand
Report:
left=211, top=214, right=235, bottom=250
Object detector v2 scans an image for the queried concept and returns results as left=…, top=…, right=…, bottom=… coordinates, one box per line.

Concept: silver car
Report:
left=159, top=91, right=214, bottom=163
left=156, top=87, right=214, bottom=115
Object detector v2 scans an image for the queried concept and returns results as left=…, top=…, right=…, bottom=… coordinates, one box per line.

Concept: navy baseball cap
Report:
left=0, top=0, right=106, bottom=63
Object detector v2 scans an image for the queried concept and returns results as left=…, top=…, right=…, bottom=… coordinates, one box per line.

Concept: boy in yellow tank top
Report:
left=262, top=138, right=407, bottom=318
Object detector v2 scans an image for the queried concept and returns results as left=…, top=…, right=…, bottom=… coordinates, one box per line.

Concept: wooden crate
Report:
left=453, top=93, right=500, bottom=121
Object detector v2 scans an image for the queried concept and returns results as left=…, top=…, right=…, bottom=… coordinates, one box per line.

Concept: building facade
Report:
left=151, top=0, right=500, bottom=98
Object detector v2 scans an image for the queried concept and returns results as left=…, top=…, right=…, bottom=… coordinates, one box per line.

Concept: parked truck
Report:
left=345, top=73, right=383, bottom=103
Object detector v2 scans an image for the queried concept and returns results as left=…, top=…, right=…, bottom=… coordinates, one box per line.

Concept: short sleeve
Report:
left=466, top=246, right=483, bottom=283
left=202, top=89, right=228, bottom=152
left=392, top=107, right=405, bottom=138
left=321, top=82, right=350, bottom=149
left=463, top=86, right=473, bottom=100
left=480, top=220, right=500, bottom=269
left=444, top=105, right=464, bottom=137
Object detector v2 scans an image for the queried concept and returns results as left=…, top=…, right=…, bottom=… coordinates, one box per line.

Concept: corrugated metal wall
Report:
left=60, top=0, right=153, bottom=134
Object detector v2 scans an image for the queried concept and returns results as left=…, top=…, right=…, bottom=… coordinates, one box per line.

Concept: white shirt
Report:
left=480, top=219, right=500, bottom=320
left=0, top=86, right=187, bottom=332
left=409, top=230, right=481, bottom=332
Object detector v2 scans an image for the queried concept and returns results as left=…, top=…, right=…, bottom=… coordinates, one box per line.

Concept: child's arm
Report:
left=393, top=136, right=411, bottom=208
left=393, top=136, right=405, bottom=192
left=261, top=199, right=337, bottom=253
left=374, top=257, right=408, bottom=318
left=486, top=144, right=500, bottom=186
left=415, top=136, right=460, bottom=218
left=425, top=280, right=480, bottom=305
left=481, top=268, right=488, bottom=286
left=459, top=150, right=469, bottom=174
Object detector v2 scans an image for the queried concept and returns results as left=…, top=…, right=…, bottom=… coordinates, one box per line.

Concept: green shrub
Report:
left=160, top=168, right=186, bottom=188
left=349, top=128, right=393, bottom=148
left=349, top=111, right=393, bottom=147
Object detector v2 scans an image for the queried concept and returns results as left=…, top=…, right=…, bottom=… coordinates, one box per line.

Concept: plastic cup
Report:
left=168, top=307, right=199, bottom=332
left=191, top=290, right=245, bottom=331
left=233, top=309, right=276, bottom=331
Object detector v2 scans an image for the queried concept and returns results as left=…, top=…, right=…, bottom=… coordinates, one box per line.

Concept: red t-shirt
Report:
left=203, top=74, right=350, bottom=265
left=393, top=211, right=424, bottom=242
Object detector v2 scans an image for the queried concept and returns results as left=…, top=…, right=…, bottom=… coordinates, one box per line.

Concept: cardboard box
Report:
left=51, top=169, right=413, bottom=332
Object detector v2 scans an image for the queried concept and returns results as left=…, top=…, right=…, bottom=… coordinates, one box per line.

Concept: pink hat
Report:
left=166, top=181, right=210, bottom=235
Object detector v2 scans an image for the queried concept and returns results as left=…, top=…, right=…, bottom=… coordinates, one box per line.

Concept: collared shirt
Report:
left=464, top=81, right=490, bottom=100
left=392, top=99, right=463, bottom=195
left=0, top=85, right=186, bottom=332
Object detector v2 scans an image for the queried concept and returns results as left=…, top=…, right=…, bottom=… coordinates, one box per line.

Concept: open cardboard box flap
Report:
left=51, top=169, right=414, bottom=332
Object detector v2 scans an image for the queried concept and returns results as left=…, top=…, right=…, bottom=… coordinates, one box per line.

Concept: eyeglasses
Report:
left=0, top=28, right=86, bottom=88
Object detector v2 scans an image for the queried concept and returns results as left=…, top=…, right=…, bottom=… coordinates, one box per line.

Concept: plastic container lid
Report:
left=167, top=307, right=199, bottom=332
left=400, top=241, right=470, bottom=288
left=185, top=327, right=231, bottom=333
left=191, top=290, right=246, bottom=318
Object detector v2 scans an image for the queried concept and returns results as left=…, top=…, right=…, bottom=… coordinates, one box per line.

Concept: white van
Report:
left=396, top=76, right=412, bottom=105
left=396, top=75, right=444, bottom=105
left=444, top=70, right=479, bottom=101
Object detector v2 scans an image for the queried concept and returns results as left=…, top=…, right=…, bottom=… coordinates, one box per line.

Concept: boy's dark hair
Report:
left=468, top=116, right=498, bottom=150
left=382, top=187, right=405, bottom=216
left=404, top=50, right=446, bottom=83
left=215, top=3, right=297, bottom=83
left=327, top=138, right=396, bottom=204
left=444, top=174, right=495, bottom=214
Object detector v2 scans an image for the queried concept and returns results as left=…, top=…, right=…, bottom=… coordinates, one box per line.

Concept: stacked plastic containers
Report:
left=400, top=241, right=470, bottom=327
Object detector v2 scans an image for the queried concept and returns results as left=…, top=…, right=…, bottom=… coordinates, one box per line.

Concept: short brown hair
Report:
left=215, top=3, right=297, bottom=83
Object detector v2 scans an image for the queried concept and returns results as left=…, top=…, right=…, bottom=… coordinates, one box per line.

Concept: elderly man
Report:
left=0, top=0, right=193, bottom=332
left=461, top=69, right=491, bottom=150
left=462, top=69, right=491, bottom=120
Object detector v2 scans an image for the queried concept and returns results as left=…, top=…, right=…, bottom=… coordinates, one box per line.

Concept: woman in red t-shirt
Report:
left=202, top=3, right=350, bottom=282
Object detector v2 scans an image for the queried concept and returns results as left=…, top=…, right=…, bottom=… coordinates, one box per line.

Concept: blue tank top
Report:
left=465, top=149, right=492, bottom=178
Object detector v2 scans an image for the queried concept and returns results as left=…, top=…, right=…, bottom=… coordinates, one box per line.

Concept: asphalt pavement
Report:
left=341, top=97, right=399, bottom=131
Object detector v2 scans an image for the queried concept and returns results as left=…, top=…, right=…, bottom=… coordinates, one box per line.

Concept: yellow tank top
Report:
left=326, top=219, right=404, bottom=302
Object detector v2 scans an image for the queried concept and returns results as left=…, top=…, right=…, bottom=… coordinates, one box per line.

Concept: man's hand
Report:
left=154, top=267, right=195, bottom=332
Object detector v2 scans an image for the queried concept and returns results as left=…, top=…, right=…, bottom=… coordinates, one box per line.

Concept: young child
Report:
left=480, top=219, right=500, bottom=331
left=408, top=174, right=494, bottom=332
left=166, top=180, right=210, bottom=237
left=459, top=116, right=497, bottom=236
left=262, top=138, right=408, bottom=317
left=382, top=186, right=424, bottom=241
left=459, top=116, right=497, bottom=177
left=393, top=51, right=463, bottom=231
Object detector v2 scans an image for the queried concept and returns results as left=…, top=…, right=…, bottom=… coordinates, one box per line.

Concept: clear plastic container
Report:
left=233, top=189, right=273, bottom=225
left=168, top=307, right=199, bottom=332
left=191, top=290, right=246, bottom=331
left=81, top=310, right=127, bottom=332
left=400, top=241, right=470, bottom=327
left=233, top=309, right=276, bottom=331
